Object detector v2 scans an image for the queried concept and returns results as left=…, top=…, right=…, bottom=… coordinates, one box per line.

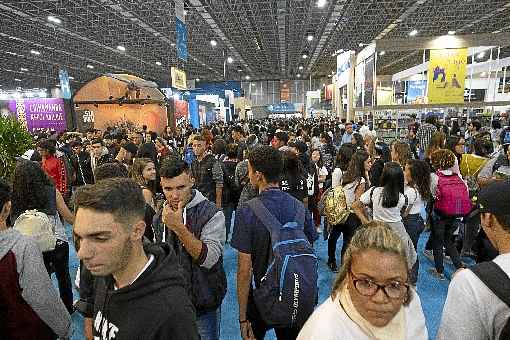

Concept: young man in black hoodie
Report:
left=73, top=177, right=199, bottom=340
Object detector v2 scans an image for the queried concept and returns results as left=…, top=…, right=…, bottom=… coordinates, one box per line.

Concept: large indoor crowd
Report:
left=1, top=114, right=510, bottom=340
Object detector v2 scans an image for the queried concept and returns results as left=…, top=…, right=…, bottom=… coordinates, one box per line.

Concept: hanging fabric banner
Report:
left=59, top=69, right=72, bottom=99
left=427, top=48, right=467, bottom=104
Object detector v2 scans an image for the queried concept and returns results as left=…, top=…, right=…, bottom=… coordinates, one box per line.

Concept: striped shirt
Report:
left=416, top=123, right=437, bottom=152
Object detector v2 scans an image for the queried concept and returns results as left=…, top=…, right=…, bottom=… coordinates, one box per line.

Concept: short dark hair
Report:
left=232, top=125, right=245, bottom=136
left=275, top=131, right=289, bottom=145
left=470, top=120, right=482, bottom=131
left=90, top=138, right=103, bottom=146
left=226, top=143, right=238, bottom=158
left=94, top=162, right=129, bottom=181
left=425, top=116, right=437, bottom=125
left=0, top=178, right=11, bottom=210
left=74, top=178, right=145, bottom=226
left=36, top=139, right=56, bottom=154
left=248, top=145, right=283, bottom=183
left=494, top=214, right=510, bottom=233
left=160, top=157, right=189, bottom=179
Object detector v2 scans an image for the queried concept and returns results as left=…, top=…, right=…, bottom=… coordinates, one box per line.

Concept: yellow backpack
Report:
left=323, top=186, right=351, bottom=225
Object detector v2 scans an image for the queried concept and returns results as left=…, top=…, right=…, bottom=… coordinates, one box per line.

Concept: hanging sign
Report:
left=427, top=48, right=467, bottom=104
left=59, top=69, right=72, bottom=99
left=176, top=18, right=188, bottom=62
left=171, top=67, right=187, bottom=90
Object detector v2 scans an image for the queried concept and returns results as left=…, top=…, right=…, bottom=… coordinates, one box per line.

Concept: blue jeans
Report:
left=223, top=204, right=235, bottom=242
left=197, top=308, right=221, bottom=340
left=403, top=214, right=424, bottom=284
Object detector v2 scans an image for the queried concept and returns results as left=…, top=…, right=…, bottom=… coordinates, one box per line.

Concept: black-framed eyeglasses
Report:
left=350, top=270, right=409, bottom=300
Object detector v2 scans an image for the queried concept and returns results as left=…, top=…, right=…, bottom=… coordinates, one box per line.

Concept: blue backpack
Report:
left=247, top=197, right=318, bottom=328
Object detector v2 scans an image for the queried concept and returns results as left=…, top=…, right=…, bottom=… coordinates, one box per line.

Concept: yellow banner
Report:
left=171, top=67, right=187, bottom=90
left=427, top=48, right=467, bottom=104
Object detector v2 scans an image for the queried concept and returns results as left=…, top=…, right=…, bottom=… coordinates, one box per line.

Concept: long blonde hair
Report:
left=332, top=221, right=408, bottom=296
left=129, top=158, right=154, bottom=187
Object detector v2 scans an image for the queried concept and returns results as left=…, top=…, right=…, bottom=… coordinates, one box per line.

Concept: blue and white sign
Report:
left=176, top=18, right=188, bottom=62
left=267, top=102, right=299, bottom=113
left=336, top=50, right=354, bottom=88
left=59, top=69, right=72, bottom=99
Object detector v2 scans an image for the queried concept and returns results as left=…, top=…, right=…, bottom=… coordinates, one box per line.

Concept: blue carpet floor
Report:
left=60, top=227, right=460, bottom=340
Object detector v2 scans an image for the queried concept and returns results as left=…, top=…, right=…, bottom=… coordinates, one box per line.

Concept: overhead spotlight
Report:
left=155, top=61, right=162, bottom=66
left=245, top=75, right=251, bottom=80
left=302, top=53, right=308, bottom=59
left=409, top=29, right=418, bottom=36
left=86, top=64, right=94, bottom=69
left=299, top=65, right=304, bottom=70
left=227, top=57, right=234, bottom=64
left=30, top=50, right=41, bottom=55
left=68, top=76, right=75, bottom=80
left=195, top=78, right=200, bottom=82
left=477, top=51, right=485, bottom=59
left=183, top=10, right=187, bottom=16
left=237, top=67, right=243, bottom=72
left=117, top=45, right=126, bottom=52
left=14, top=78, right=22, bottom=82
left=297, top=74, right=301, bottom=78
left=20, top=67, right=28, bottom=72
left=210, top=39, right=217, bottom=47
left=171, top=43, right=176, bottom=47
left=358, top=43, right=365, bottom=47
left=379, top=51, right=386, bottom=56
left=47, top=16, right=62, bottom=24
left=448, top=30, right=456, bottom=35
left=307, top=34, right=314, bottom=41
left=317, top=0, right=327, bottom=8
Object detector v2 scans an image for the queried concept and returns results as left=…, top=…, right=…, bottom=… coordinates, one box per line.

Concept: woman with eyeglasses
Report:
left=298, top=221, right=428, bottom=340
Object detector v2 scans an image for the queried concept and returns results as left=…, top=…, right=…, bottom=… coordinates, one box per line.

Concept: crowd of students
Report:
left=1, top=115, right=510, bottom=340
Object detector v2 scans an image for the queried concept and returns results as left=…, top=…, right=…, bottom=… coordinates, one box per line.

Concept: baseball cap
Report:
left=478, top=181, right=510, bottom=214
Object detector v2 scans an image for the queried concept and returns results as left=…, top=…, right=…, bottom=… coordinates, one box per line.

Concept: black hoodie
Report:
left=92, top=243, right=199, bottom=340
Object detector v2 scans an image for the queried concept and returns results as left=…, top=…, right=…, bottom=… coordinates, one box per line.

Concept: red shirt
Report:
left=41, top=155, right=67, bottom=196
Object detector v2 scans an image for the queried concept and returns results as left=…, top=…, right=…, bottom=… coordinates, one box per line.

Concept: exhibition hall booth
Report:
left=73, top=74, right=168, bottom=133
left=330, top=32, right=510, bottom=142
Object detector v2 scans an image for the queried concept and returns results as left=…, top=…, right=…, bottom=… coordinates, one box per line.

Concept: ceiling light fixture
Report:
left=68, top=76, right=75, bottom=80
left=30, top=50, right=41, bottom=55
left=480, top=72, right=487, bottom=77
left=297, top=74, right=301, bottom=78
left=299, top=65, right=304, bottom=70
left=171, top=43, right=176, bottom=47
left=379, top=51, right=386, bottom=56
left=358, top=43, right=364, bottom=47
left=210, top=39, right=217, bottom=47
left=14, top=78, right=21, bottom=82
left=317, top=0, right=327, bottom=8
left=302, top=53, right=308, bottom=59
left=47, top=16, right=62, bottom=24
left=307, top=35, right=314, bottom=41
left=117, top=45, right=126, bottom=52
left=195, top=78, right=200, bottom=82
left=227, top=57, right=234, bottom=64
left=409, top=29, right=418, bottom=36
left=86, top=64, right=94, bottom=69
left=477, top=51, right=485, bottom=59
left=155, top=61, right=162, bottom=66
left=448, top=30, right=456, bottom=35
left=245, top=75, right=251, bottom=80
left=20, top=67, right=28, bottom=72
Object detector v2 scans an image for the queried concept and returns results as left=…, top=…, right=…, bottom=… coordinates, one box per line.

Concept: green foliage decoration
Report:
left=0, top=116, right=34, bottom=178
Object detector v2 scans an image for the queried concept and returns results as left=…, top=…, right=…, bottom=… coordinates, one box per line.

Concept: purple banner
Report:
left=7, top=98, right=67, bottom=132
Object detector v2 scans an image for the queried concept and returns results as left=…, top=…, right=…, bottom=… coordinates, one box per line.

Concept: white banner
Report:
left=336, top=50, right=354, bottom=88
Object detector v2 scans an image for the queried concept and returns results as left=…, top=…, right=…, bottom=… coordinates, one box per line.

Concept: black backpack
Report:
left=470, top=261, right=510, bottom=340
left=222, top=160, right=241, bottom=205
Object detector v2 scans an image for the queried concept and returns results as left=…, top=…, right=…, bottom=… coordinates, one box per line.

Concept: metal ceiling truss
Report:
left=0, top=0, right=509, bottom=91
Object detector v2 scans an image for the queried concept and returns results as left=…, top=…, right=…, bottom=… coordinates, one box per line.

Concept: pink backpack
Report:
left=435, top=171, right=472, bottom=217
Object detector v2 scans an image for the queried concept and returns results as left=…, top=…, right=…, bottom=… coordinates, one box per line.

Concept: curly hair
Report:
left=406, top=159, right=432, bottom=201
left=11, top=160, right=53, bottom=218
left=392, top=141, right=411, bottom=169
left=248, top=145, right=283, bottom=183
left=431, top=149, right=456, bottom=170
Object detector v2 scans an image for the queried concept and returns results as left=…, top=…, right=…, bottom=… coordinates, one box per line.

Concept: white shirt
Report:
left=317, top=165, right=329, bottom=189
left=331, top=168, right=343, bottom=189
left=298, top=290, right=428, bottom=340
left=343, top=178, right=366, bottom=208
left=360, top=187, right=406, bottom=223
left=437, top=253, right=510, bottom=339
left=404, top=185, right=424, bottom=215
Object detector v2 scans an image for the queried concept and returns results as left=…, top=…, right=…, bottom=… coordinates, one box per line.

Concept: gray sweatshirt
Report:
left=0, top=228, right=72, bottom=338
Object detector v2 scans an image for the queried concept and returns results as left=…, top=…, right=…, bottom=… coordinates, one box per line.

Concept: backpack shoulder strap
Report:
left=470, top=261, right=510, bottom=307
left=247, top=198, right=282, bottom=246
